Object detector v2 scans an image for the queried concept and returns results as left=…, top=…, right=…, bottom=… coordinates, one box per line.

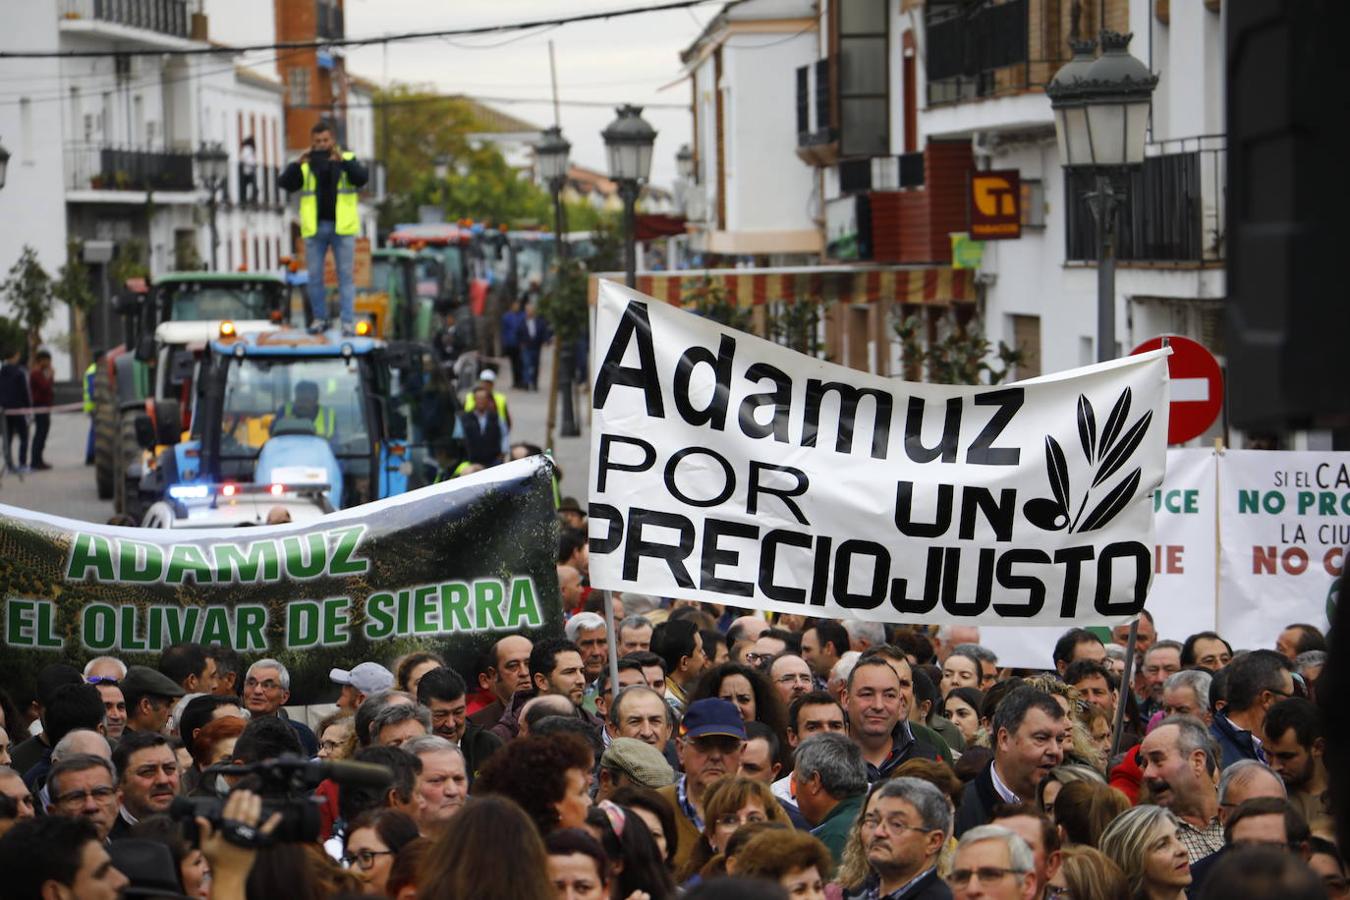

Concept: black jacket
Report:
left=0, top=363, right=30, bottom=411
left=277, top=153, right=369, bottom=221
left=846, top=868, right=953, bottom=900
left=954, top=760, right=1002, bottom=837
left=461, top=721, right=504, bottom=780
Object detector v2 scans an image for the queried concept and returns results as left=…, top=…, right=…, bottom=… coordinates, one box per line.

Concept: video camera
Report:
left=170, top=754, right=392, bottom=845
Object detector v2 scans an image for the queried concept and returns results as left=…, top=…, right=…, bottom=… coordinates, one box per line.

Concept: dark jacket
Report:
left=490, top=690, right=537, bottom=742
left=469, top=698, right=505, bottom=728
left=29, top=366, right=53, bottom=407
left=461, top=721, right=504, bottom=780
left=459, top=409, right=504, bottom=465
left=812, top=793, right=865, bottom=864
left=0, top=363, right=30, bottom=411
left=1185, top=844, right=1226, bottom=897
left=866, top=721, right=942, bottom=782
left=1210, top=711, right=1263, bottom=769
left=277, top=153, right=369, bottom=221
left=846, top=868, right=953, bottom=900
left=500, top=309, right=525, bottom=350
left=954, top=760, right=1001, bottom=837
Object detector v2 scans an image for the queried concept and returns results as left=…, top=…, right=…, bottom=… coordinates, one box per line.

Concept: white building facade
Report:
left=0, top=0, right=290, bottom=377
left=800, top=0, right=1227, bottom=425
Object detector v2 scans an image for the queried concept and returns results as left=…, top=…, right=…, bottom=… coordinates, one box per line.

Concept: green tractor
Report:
left=352, top=248, right=444, bottom=342
left=92, top=272, right=288, bottom=520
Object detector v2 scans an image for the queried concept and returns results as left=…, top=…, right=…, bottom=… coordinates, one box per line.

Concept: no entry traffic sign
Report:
left=1131, top=335, right=1223, bottom=444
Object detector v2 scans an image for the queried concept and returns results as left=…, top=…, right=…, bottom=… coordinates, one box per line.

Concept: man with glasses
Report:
left=109, top=731, right=180, bottom=840
left=1139, top=640, right=1184, bottom=721
left=1188, top=796, right=1312, bottom=896
left=658, top=698, right=745, bottom=875
left=745, top=629, right=790, bottom=671
left=770, top=653, right=815, bottom=706
left=948, top=825, right=1039, bottom=900
left=854, top=776, right=953, bottom=900
left=46, top=754, right=119, bottom=841
left=243, top=658, right=318, bottom=756
left=1210, top=649, right=1295, bottom=768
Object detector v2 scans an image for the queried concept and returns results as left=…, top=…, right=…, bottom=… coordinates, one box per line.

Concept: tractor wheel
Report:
left=114, top=411, right=142, bottom=519
left=93, top=365, right=116, bottom=500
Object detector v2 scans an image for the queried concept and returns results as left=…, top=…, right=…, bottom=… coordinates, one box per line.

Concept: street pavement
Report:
left=0, top=344, right=593, bottom=524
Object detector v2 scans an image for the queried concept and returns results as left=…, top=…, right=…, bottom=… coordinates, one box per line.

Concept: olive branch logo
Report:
left=1023, top=388, right=1153, bottom=533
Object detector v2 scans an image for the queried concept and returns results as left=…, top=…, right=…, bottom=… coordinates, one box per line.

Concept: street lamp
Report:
left=1048, top=30, right=1157, bottom=758
left=536, top=125, right=579, bottom=437
left=1047, top=31, right=1158, bottom=363
left=0, top=140, right=10, bottom=191
left=195, top=142, right=230, bottom=270
left=676, top=144, right=695, bottom=181
left=601, top=104, right=657, bottom=288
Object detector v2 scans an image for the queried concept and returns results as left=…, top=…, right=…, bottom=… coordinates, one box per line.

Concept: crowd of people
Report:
left=0, top=532, right=1341, bottom=900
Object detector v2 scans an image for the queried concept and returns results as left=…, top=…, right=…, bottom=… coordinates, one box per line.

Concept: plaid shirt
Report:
left=676, top=775, right=704, bottom=832
left=1176, top=816, right=1224, bottom=862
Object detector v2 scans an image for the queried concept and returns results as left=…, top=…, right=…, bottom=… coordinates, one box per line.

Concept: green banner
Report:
left=0, top=457, right=564, bottom=702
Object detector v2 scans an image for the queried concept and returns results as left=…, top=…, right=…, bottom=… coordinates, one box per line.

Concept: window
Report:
left=898, top=151, right=925, bottom=187
left=1010, top=315, right=1041, bottom=378
left=796, top=65, right=810, bottom=135
left=287, top=68, right=311, bottom=107
left=839, top=159, right=872, bottom=194
left=1020, top=178, right=1045, bottom=228
left=836, top=0, right=889, bottom=158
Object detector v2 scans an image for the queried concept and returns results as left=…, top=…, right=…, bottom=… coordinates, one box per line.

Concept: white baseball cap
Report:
left=329, top=662, right=394, bottom=695
left=479, top=369, right=497, bottom=382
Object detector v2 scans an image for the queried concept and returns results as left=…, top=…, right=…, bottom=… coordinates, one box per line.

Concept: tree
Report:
left=894, top=308, right=1023, bottom=385
left=109, top=239, right=149, bottom=288
left=0, top=316, right=25, bottom=359
left=1, top=246, right=53, bottom=358
left=374, top=85, right=553, bottom=231
left=52, top=240, right=99, bottom=371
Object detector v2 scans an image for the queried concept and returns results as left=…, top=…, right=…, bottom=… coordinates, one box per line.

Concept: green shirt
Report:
left=811, top=793, right=865, bottom=864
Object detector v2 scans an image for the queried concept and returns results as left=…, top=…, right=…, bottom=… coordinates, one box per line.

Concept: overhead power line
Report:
left=0, top=0, right=722, bottom=60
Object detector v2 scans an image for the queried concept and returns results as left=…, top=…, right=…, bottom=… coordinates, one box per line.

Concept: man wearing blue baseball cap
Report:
left=657, top=697, right=746, bottom=875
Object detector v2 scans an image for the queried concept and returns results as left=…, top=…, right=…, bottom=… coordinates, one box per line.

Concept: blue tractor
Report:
left=133, top=326, right=458, bottom=524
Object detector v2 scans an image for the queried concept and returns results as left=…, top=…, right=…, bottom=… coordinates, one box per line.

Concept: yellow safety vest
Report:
left=299, top=152, right=360, bottom=238
left=283, top=403, right=335, bottom=438
left=464, top=390, right=509, bottom=422
left=83, top=363, right=97, bottom=413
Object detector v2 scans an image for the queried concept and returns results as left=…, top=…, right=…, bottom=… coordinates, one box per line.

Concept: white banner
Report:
left=588, top=281, right=1170, bottom=626
left=1217, top=450, right=1345, bottom=648
left=980, top=448, right=1217, bottom=668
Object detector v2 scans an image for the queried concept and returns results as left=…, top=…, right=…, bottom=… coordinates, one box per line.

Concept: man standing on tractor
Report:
left=278, top=120, right=369, bottom=336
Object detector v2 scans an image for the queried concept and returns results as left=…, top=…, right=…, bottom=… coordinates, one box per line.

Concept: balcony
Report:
left=1065, top=136, right=1227, bottom=265
left=795, top=60, right=837, bottom=165
left=65, top=144, right=196, bottom=195
left=60, top=0, right=190, bottom=40
left=925, top=0, right=1067, bottom=107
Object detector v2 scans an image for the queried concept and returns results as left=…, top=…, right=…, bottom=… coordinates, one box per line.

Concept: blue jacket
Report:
left=1210, top=711, right=1264, bottom=769
left=500, top=310, right=525, bottom=349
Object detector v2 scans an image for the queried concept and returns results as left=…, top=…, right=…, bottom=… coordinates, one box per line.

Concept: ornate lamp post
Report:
left=536, top=125, right=578, bottom=437
left=1047, top=31, right=1159, bottom=364
left=601, top=105, right=657, bottom=288
left=194, top=142, right=230, bottom=270
left=0, top=140, right=10, bottom=191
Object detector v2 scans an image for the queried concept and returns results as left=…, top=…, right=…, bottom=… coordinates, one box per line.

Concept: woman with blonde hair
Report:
left=1050, top=845, right=1130, bottom=900
left=1022, top=674, right=1104, bottom=770
left=1099, top=805, right=1192, bottom=900
left=1037, top=764, right=1107, bottom=819
left=678, top=775, right=791, bottom=882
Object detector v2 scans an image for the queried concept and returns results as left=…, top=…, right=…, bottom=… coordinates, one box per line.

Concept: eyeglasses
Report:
left=947, top=867, right=1023, bottom=886
left=1046, top=886, right=1073, bottom=900
left=743, top=653, right=772, bottom=667
left=714, top=812, right=767, bottom=829
left=341, top=849, right=394, bottom=870
left=318, top=740, right=346, bottom=754
left=860, top=814, right=932, bottom=835
left=244, top=677, right=283, bottom=692
left=84, top=676, right=119, bottom=686
left=55, top=786, right=117, bottom=807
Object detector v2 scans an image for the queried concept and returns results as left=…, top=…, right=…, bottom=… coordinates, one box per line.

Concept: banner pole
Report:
left=604, top=590, right=620, bottom=703
left=1111, top=618, right=1139, bottom=758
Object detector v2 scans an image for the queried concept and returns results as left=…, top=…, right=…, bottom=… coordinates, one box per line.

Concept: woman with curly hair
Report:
left=689, top=662, right=790, bottom=764
left=395, top=651, right=445, bottom=695
left=1022, top=673, right=1104, bottom=770
left=677, top=775, right=792, bottom=883
left=473, top=733, right=594, bottom=834
left=420, top=795, right=555, bottom=900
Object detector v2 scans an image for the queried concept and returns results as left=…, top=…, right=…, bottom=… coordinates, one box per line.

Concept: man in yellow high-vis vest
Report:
left=278, top=120, right=369, bottom=335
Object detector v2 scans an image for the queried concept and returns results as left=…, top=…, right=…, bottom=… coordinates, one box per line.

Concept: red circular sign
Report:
left=1130, top=335, right=1223, bottom=444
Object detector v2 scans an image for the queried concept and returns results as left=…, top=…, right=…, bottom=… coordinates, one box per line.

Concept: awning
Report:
left=588, top=265, right=975, bottom=307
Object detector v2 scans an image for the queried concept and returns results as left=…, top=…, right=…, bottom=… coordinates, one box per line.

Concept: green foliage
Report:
left=374, top=85, right=553, bottom=231
left=893, top=308, right=1023, bottom=385
left=0, top=316, right=26, bottom=359
left=537, top=260, right=588, bottom=345
left=109, top=240, right=149, bottom=288
left=1, top=246, right=53, bottom=354
left=768, top=300, right=827, bottom=357
left=682, top=276, right=752, bottom=332
left=53, top=240, right=97, bottom=314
